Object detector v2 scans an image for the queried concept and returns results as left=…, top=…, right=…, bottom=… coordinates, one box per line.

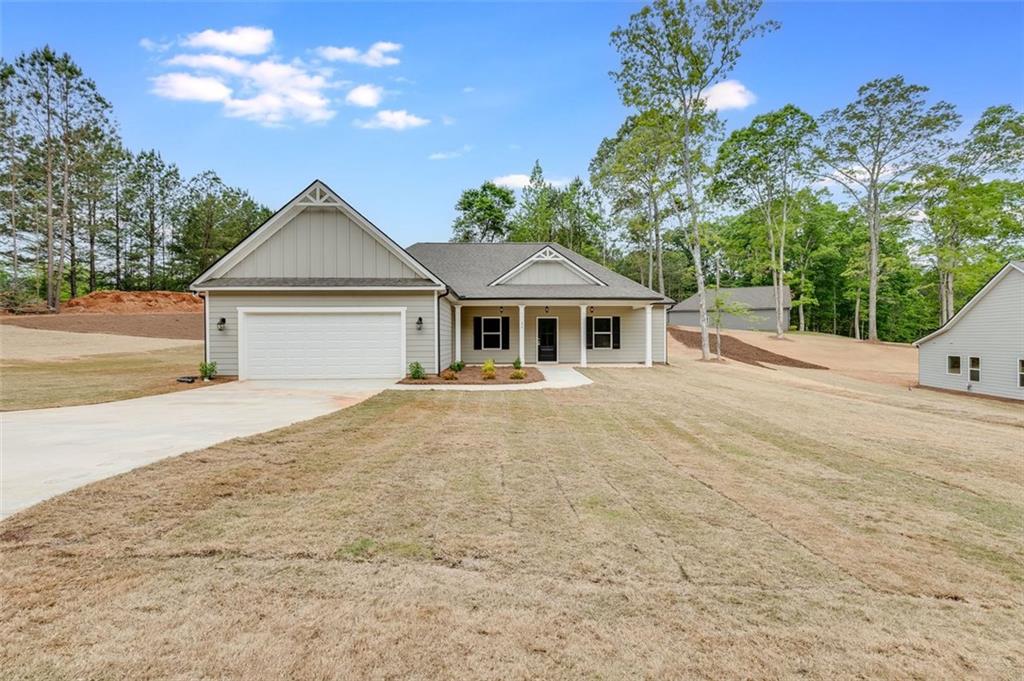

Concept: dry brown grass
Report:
left=1, top=344, right=214, bottom=411
left=1, top=356, right=1022, bottom=679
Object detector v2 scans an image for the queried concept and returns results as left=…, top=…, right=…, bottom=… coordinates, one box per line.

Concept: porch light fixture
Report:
left=216, top=317, right=226, bottom=331
left=589, top=306, right=594, bottom=314
left=499, top=306, right=504, bottom=314
left=544, top=306, right=549, bottom=314
left=416, top=316, right=424, bottom=330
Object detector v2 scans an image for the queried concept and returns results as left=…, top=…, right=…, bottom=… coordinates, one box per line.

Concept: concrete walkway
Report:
left=392, top=365, right=593, bottom=392
left=1, top=379, right=392, bottom=518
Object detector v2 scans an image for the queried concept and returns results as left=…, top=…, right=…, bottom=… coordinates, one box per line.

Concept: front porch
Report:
left=449, top=302, right=665, bottom=368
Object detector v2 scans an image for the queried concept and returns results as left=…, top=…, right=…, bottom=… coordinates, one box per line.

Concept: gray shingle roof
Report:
left=406, top=242, right=672, bottom=302
left=670, top=285, right=790, bottom=312
left=197, top=277, right=437, bottom=289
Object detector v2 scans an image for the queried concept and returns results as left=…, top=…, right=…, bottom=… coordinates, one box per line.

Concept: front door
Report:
left=537, top=317, right=558, bottom=362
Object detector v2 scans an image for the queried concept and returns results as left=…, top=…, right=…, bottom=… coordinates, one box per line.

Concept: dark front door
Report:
left=537, top=318, right=557, bottom=362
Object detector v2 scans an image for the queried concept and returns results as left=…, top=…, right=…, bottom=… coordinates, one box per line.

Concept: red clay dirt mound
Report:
left=669, top=327, right=828, bottom=370
left=1, top=313, right=203, bottom=340
left=63, top=290, right=202, bottom=314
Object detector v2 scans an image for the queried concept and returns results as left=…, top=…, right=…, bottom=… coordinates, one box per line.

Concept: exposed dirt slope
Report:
left=1, top=312, right=203, bottom=340
left=63, top=290, right=202, bottom=314
left=669, top=327, right=827, bottom=369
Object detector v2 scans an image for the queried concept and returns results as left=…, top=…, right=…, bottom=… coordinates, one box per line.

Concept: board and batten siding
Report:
left=504, top=261, right=593, bottom=285
left=206, top=291, right=437, bottom=376
left=438, top=297, right=452, bottom=371
left=918, top=267, right=1024, bottom=400
left=224, top=207, right=421, bottom=279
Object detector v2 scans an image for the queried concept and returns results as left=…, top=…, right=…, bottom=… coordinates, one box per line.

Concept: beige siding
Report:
left=438, top=297, right=452, bottom=371
left=523, top=306, right=582, bottom=364
left=654, top=305, right=667, bottom=363
left=207, top=291, right=436, bottom=376
left=225, top=207, right=420, bottom=279
left=505, top=261, right=594, bottom=285
left=459, top=306, right=522, bottom=365
left=918, top=268, right=1024, bottom=400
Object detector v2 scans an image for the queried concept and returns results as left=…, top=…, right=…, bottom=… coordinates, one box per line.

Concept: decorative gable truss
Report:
left=489, top=246, right=606, bottom=287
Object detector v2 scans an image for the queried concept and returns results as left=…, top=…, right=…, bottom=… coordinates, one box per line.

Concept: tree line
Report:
left=0, top=47, right=270, bottom=311
left=449, top=0, right=1023, bottom=348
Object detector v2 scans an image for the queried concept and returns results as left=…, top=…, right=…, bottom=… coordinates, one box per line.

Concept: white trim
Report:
left=1018, top=357, right=1024, bottom=389
left=480, top=315, right=503, bottom=351
left=946, top=355, right=961, bottom=375
left=644, top=304, right=653, bottom=367
left=433, top=291, right=439, bottom=374
left=453, top=298, right=660, bottom=307
left=204, top=292, right=210, bottom=364
left=535, top=316, right=559, bottom=363
left=968, top=355, right=981, bottom=383
left=517, top=305, right=526, bottom=364
left=193, top=286, right=445, bottom=292
left=915, top=262, right=1024, bottom=345
left=579, top=304, right=587, bottom=368
left=454, top=305, right=462, bottom=363
left=591, top=315, right=614, bottom=350
left=489, top=245, right=607, bottom=287
left=236, top=306, right=406, bottom=381
left=191, top=180, right=444, bottom=288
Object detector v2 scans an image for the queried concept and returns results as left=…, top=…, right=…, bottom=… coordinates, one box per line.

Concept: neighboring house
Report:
left=914, top=261, right=1024, bottom=401
left=190, top=180, right=673, bottom=379
left=668, top=285, right=791, bottom=331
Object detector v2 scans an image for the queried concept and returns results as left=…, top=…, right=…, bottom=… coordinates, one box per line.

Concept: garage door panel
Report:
left=242, top=311, right=403, bottom=379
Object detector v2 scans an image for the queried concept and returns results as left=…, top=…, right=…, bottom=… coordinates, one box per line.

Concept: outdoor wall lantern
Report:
left=416, top=316, right=424, bottom=331
left=589, top=306, right=594, bottom=314
left=217, top=317, right=226, bottom=331
left=499, top=306, right=504, bottom=314
left=544, top=306, right=549, bottom=314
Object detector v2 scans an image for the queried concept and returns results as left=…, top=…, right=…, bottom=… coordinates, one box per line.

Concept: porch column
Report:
left=518, top=305, right=526, bottom=363
left=579, top=304, right=587, bottom=368
left=644, top=304, right=653, bottom=367
left=454, top=305, right=462, bottom=363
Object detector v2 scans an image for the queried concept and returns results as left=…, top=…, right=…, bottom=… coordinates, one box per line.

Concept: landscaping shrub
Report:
left=449, top=360, right=465, bottom=372
left=441, top=368, right=458, bottom=381
left=407, top=361, right=426, bottom=379
left=512, top=356, right=522, bottom=370
left=482, top=358, right=496, bottom=380
left=510, top=368, right=526, bottom=380
left=199, top=361, right=218, bottom=380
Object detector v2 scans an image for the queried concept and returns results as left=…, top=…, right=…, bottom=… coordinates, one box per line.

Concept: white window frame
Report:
left=946, top=355, right=961, bottom=375
left=592, top=315, right=613, bottom=350
left=1018, top=358, right=1023, bottom=389
left=968, top=356, right=981, bottom=383
left=481, top=316, right=503, bottom=350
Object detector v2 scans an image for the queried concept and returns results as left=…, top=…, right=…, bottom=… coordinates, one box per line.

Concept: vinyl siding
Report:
left=669, top=308, right=789, bottom=331
left=918, top=268, right=1024, bottom=400
left=206, top=291, right=436, bottom=376
left=459, top=306, right=522, bottom=365
left=438, top=297, right=452, bottom=372
left=504, top=261, right=594, bottom=285
left=224, top=207, right=421, bottom=279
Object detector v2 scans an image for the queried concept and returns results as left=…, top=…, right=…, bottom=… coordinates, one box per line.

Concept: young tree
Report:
left=611, top=0, right=778, bottom=359
left=817, top=76, right=959, bottom=340
left=714, top=104, right=817, bottom=337
left=511, top=161, right=558, bottom=241
left=125, top=150, right=180, bottom=289
left=450, top=181, right=516, bottom=242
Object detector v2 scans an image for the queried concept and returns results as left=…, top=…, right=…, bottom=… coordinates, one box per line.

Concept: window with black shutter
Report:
left=612, top=316, right=621, bottom=349
left=481, top=317, right=503, bottom=349
left=586, top=317, right=593, bottom=349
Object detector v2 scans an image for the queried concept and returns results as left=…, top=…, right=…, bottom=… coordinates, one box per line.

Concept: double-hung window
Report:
left=969, top=356, right=981, bottom=382
left=592, top=316, right=613, bottom=349
left=481, top=317, right=502, bottom=349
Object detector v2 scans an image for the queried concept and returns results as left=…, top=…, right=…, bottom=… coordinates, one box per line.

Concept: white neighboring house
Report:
left=914, top=261, right=1024, bottom=400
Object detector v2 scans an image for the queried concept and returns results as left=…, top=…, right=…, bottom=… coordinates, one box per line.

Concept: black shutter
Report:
left=473, top=317, right=482, bottom=350
left=612, top=316, right=621, bottom=349
left=501, top=316, right=510, bottom=350
left=586, top=317, right=593, bottom=350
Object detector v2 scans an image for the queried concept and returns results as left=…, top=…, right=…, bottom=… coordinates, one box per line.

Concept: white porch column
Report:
left=518, top=305, right=526, bottom=363
left=644, top=304, right=653, bottom=367
left=454, top=305, right=462, bottom=363
left=579, top=305, right=587, bottom=368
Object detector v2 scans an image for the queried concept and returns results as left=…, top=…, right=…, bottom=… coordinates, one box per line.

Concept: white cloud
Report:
left=345, top=84, right=383, bottom=108
left=139, top=37, right=172, bottom=53
left=441, top=114, right=456, bottom=126
left=183, top=26, right=274, bottom=55
left=428, top=145, right=472, bottom=160
left=702, top=79, right=757, bottom=111
left=354, top=109, right=429, bottom=130
left=316, top=41, right=401, bottom=67
left=151, top=73, right=232, bottom=102
left=493, top=173, right=531, bottom=189
left=462, top=86, right=475, bottom=93
left=167, top=53, right=248, bottom=75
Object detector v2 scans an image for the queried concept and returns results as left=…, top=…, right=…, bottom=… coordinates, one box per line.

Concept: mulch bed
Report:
left=399, top=365, right=545, bottom=385
left=669, top=327, right=828, bottom=370
left=0, top=313, right=204, bottom=340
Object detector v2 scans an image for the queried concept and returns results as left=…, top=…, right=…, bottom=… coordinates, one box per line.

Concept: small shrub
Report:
left=510, top=368, right=526, bottom=380
left=512, top=356, right=522, bottom=370
left=199, top=361, right=218, bottom=380
left=449, top=360, right=465, bottom=372
left=441, top=368, right=458, bottom=381
left=408, top=361, right=426, bottom=379
left=482, top=358, right=496, bottom=372
left=482, top=368, right=496, bottom=380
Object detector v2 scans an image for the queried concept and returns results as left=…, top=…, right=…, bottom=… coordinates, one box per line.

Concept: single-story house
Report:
left=190, top=180, right=673, bottom=379
left=914, top=261, right=1023, bottom=401
left=668, top=285, right=790, bottom=331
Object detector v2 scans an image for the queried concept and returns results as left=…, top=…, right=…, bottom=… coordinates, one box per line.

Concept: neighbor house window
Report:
left=592, top=316, right=613, bottom=349
left=969, top=356, right=980, bottom=382
left=947, top=355, right=961, bottom=375
left=481, top=317, right=502, bottom=349
left=1018, top=359, right=1023, bottom=388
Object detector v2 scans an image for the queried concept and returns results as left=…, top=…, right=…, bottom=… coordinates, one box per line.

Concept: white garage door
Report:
left=240, top=309, right=404, bottom=379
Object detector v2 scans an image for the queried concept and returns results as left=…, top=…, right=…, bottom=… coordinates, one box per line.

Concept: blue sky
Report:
left=4, top=2, right=1022, bottom=246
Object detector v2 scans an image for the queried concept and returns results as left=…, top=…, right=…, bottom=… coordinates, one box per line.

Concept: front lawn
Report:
left=1, top=360, right=1020, bottom=678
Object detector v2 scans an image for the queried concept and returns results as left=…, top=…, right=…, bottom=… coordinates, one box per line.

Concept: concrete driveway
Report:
left=1, top=379, right=392, bottom=518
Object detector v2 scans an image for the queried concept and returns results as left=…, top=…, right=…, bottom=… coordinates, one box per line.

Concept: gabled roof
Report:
left=670, top=285, right=790, bottom=312
left=407, top=242, right=672, bottom=302
left=914, top=261, right=1024, bottom=346
left=190, top=180, right=444, bottom=290
left=489, top=245, right=607, bottom=286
